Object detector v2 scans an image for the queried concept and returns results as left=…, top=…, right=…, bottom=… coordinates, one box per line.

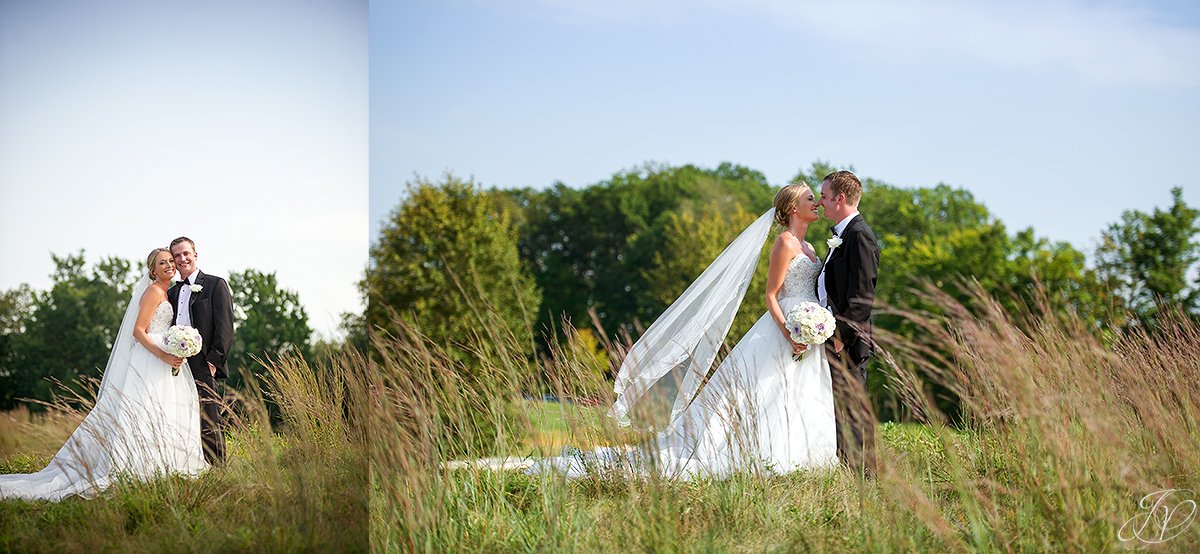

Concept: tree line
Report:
left=365, top=161, right=1199, bottom=420
left=0, top=252, right=351, bottom=410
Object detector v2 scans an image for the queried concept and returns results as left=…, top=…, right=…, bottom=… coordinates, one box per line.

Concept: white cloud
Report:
left=760, top=0, right=1200, bottom=88
left=493, top=0, right=1200, bottom=87
left=485, top=0, right=697, bottom=24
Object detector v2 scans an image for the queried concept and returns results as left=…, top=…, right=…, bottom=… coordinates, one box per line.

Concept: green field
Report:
left=371, top=292, right=1200, bottom=552
left=0, top=354, right=368, bottom=553
left=5, top=296, right=1200, bottom=552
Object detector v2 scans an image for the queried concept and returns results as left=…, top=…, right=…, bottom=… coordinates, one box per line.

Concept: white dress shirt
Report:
left=175, top=269, right=198, bottom=327
left=818, top=212, right=859, bottom=308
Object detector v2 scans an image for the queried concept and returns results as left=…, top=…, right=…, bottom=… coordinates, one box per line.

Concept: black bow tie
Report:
left=178, top=279, right=190, bottom=288
left=829, top=226, right=839, bottom=237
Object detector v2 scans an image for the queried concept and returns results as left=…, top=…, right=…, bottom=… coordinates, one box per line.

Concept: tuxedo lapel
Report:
left=168, top=282, right=181, bottom=324
left=824, top=215, right=861, bottom=309
left=829, top=216, right=862, bottom=266
left=188, top=270, right=205, bottom=308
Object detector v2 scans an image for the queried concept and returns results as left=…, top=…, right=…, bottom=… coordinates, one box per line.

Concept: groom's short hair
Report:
left=822, top=170, right=862, bottom=205
left=170, top=236, right=196, bottom=252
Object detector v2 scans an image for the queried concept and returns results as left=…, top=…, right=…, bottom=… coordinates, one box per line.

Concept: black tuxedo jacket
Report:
left=821, top=215, right=880, bottom=364
left=168, top=270, right=235, bottom=380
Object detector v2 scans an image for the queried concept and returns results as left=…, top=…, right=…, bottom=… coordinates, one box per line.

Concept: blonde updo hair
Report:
left=773, top=182, right=811, bottom=227
left=146, top=247, right=170, bottom=279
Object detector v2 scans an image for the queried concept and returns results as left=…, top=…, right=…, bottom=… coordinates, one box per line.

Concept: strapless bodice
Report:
left=148, top=301, right=174, bottom=334
left=779, top=253, right=821, bottom=305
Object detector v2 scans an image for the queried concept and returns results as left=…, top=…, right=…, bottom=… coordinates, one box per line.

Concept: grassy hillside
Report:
left=370, top=286, right=1200, bottom=552
left=0, top=354, right=368, bottom=553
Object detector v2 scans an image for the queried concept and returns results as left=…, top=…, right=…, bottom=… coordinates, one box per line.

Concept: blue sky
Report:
left=2, top=0, right=1195, bottom=338
left=0, top=0, right=367, bottom=338
left=370, top=0, right=1200, bottom=252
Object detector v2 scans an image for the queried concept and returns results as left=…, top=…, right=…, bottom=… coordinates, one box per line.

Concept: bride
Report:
left=0, top=248, right=209, bottom=501
left=532, top=183, right=837, bottom=478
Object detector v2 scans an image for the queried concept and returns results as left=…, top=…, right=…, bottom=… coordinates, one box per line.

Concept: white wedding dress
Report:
left=652, top=253, right=837, bottom=477
left=529, top=213, right=837, bottom=479
left=0, top=277, right=209, bottom=501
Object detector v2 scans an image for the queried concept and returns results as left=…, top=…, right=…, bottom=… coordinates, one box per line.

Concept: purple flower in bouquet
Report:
left=784, top=302, right=836, bottom=360
left=161, top=325, right=202, bottom=376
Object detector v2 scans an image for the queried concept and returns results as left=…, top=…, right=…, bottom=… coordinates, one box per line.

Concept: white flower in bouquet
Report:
left=162, top=325, right=203, bottom=376
left=785, top=302, right=836, bottom=360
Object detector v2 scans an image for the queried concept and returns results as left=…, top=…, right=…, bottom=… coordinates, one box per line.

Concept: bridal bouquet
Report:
left=785, top=302, right=835, bottom=360
left=162, top=325, right=202, bottom=376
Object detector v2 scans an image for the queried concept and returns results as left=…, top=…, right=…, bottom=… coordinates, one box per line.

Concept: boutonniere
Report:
left=189, top=284, right=203, bottom=293
left=827, top=236, right=843, bottom=251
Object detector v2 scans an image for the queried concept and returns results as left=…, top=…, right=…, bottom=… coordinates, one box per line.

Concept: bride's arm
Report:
left=131, top=289, right=184, bottom=367
left=765, top=235, right=805, bottom=352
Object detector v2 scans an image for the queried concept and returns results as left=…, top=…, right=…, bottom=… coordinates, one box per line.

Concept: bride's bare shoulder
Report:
left=139, top=284, right=167, bottom=306
left=772, top=231, right=802, bottom=253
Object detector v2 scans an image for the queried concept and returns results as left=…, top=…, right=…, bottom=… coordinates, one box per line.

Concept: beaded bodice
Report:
left=148, top=301, right=174, bottom=334
left=779, top=253, right=821, bottom=304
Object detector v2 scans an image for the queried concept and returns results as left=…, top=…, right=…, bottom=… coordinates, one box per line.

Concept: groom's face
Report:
left=818, top=181, right=841, bottom=221
left=171, top=242, right=197, bottom=277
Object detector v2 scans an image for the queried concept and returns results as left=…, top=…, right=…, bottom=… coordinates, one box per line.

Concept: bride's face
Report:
left=791, top=188, right=819, bottom=224
left=153, top=251, right=176, bottom=283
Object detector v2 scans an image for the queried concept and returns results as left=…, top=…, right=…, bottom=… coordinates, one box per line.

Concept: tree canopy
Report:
left=227, top=269, right=314, bottom=389
left=0, top=253, right=136, bottom=406
left=0, top=253, right=333, bottom=410
left=368, top=161, right=1196, bottom=422
left=1096, top=187, right=1200, bottom=323
left=364, top=174, right=541, bottom=360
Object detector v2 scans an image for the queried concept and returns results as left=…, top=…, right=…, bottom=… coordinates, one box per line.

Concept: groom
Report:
left=817, top=170, right=880, bottom=477
left=168, top=236, right=234, bottom=464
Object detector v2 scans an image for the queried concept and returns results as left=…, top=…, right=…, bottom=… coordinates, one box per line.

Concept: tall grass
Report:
left=0, top=350, right=369, bottom=553
left=371, top=283, right=1200, bottom=552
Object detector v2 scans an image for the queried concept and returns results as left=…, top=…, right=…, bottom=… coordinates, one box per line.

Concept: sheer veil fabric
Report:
left=533, top=208, right=838, bottom=479
left=97, top=276, right=152, bottom=396
left=0, top=276, right=209, bottom=501
left=610, top=209, right=777, bottom=429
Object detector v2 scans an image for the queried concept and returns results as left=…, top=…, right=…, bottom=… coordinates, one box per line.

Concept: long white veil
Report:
left=96, top=275, right=151, bottom=397
left=609, top=209, right=776, bottom=429
left=0, top=272, right=212, bottom=502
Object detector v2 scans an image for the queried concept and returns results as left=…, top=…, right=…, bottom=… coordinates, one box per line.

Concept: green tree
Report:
left=367, top=175, right=542, bottom=455
left=227, top=269, right=313, bottom=389
left=384, top=161, right=1120, bottom=424
left=641, top=202, right=770, bottom=342
left=0, top=284, right=36, bottom=406
left=365, top=174, right=541, bottom=359
left=794, top=162, right=1111, bottom=419
left=3, top=252, right=137, bottom=408
left=1096, top=187, right=1200, bottom=322
left=1005, top=228, right=1120, bottom=330
left=506, top=162, right=775, bottom=341
left=0, top=285, right=34, bottom=336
